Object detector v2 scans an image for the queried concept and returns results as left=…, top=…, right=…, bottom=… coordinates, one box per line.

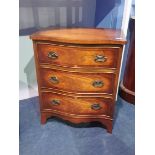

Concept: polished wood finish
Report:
left=30, top=28, right=126, bottom=133
left=39, top=68, right=115, bottom=94
left=37, top=43, right=119, bottom=68
left=41, top=92, right=113, bottom=116
left=40, top=111, right=113, bottom=133
left=30, top=28, right=127, bottom=45
left=119, top=18, right=135, bottom=104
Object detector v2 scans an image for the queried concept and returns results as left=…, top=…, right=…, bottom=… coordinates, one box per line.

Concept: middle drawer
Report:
left=39, top=68, right=115, bottom=94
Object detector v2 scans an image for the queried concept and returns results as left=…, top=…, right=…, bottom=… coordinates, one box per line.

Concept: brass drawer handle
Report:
left=51, top=99, right=60, bottom=105
left=48, top=51, right=58, bottom=59
left=49, top=76, right=59, bottom=84
left=94, top=55, right=107, bottom=62
left=92, top=80, right=104, bottom=88
left=91, top=103, right=101, bottom=110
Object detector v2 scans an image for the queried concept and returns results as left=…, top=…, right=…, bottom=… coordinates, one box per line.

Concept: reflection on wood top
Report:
left=30, top=28, right=127, bottom=45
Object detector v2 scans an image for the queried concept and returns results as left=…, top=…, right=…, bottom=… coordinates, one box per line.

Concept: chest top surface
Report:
left=30, top=28, right=126, bottom=45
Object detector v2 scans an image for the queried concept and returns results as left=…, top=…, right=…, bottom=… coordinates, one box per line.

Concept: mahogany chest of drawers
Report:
left=30, top=28, right=126, bottom=133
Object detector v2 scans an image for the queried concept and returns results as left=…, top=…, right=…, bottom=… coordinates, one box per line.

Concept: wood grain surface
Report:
left=30, top=28, right=127, bottom=45
left=39, top=68, right=115, bottom=94
left=37, top=43, right=120, bottom=68
left=41, top=92, right=113, bottom=116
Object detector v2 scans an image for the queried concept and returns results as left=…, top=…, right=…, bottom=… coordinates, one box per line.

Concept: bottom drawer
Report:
left=41, top=92, right=113, bottom=116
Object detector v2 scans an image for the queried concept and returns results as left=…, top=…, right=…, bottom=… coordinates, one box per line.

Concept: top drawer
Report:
left=36, top=43, right=120, bottom=68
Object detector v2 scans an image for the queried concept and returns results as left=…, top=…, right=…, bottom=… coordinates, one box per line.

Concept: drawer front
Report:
left=41, top=92, right=112, bottom=116
left=39, top=68, right=115, bottom=94
left=37, top=43, right=119, bottom=68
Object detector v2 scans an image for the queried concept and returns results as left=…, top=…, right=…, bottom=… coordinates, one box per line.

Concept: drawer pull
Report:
left=49, top=76, right=59, bottom=84
left=48, top=51, right=58, bottom=59
left=51, top=99, right=60, bottom=105
left=91, top=104, right=101, bottom=110
left=92, top=80, right=104, bottom=88
left=94, top=55, right=107, bottom=62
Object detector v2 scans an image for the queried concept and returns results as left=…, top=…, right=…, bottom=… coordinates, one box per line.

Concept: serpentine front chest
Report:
left=30, top=28, right=126, bottom=133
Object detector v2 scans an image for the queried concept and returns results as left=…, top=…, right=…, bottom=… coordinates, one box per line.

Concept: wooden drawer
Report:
left=37, top=43, right=119, bottom=68
left=39, top=68, right=115, bottom=94
left=41, top=92, right=112, bottom=116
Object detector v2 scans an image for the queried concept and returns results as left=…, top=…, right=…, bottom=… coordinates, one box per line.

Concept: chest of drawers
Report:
left=30, top=28, right=126, bottom=133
